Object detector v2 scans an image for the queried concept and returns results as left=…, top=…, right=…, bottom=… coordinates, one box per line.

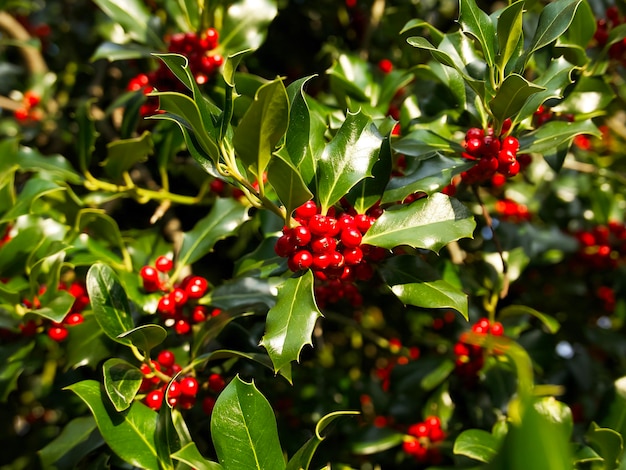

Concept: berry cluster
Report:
left=140, top=350, right=227, bottom=413
left=460, top=121, right=528, bottom=185
left=274, top=201, right=388, bottom=306
left=13, top=90, right=43, bottom=123
left=374, top=338, right=421, bottom=391
left=572, top=222, right=626, bottom=270
left=127, top=28, right=223, bottom=116
left=402, top=415, right=446, bottom=464
left=494, top=199, right=531, bottom=223
left=594, top=6, right=626, bottom=62
left=139, top=256, right=219, bottom=334
left=453, top=317, right=504, bottom=379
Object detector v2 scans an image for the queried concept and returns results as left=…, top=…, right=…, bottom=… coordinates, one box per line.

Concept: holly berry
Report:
left=180, top=376, right=199, bottom=397
left=144, top=389, right=164, bottom=410
left=48, top=325, right=68, bottom=342
left=157, top=350, right=176, bottom=368
left=155, top=255, right=174, bottom=273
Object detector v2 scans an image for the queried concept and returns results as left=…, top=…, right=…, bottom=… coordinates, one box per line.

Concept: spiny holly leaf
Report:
left=86, top=263, right=134, bottom=346
left=585, top=423, right=623, bottom=470
left=172, top=197, right=249, bottom=282
left=459, top=0, right=496, bottom=67
left=489, top=74, right=545, bottom=124
left=316, top=110, right=383, bottom=213
left=211, top=376, right=286, bottom=470
left=379, top=255, right=469, bottom=320
left=101, top=130, right=153, bottom=179
left=65, top=380, right=159, bottom=469
left=362, top=193, right=476, bottom=253
left=519, top=119, right=601, bottom=155
left=233, top=78, right=289, bottom=180
left=260, top=271, right=322, bottom=373
left=102, top=358, right=143, bottom=412
left=286, top=411, right=360, bottom=470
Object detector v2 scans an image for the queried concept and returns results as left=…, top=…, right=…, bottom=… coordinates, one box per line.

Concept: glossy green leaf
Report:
left=526, top=0, right=583, bottom=56
left=211, top=376, right=286, bottom=470
left=101, top=130, right=153, bottom=179
left=586, top=422, right=624, bottom=470
left=400, top=18, right=444, bottom=43
left=102, top=358, right=143, bottom=412
left=205, top=277, right=277, bottom=312
left=380, top=255, right=469, bottom=319
left=393, top=129, right=463, bottom=157
left=86, top=263, right=134, bottom=346
left=234, top=236, right=286, bottom=278
left=30, top=292, right=75, bottom=323
left=233, top=78, right=289, bottom=179
left=490, top=74, right=545, bottom=124
left=37, top=416, right=103, bottom=469
left=459, top=0, right=496, bottom=66
left=117, top=324, right=167, bottom=355
left=561, top=0, right=596, bottom=49
left=90, top=41, right=156, bottom=62
left=92, top=0, right=163, bottom=47
left=599, top=377, right=626, bottom=442
left=220, top=0, right=278, bottom=53
left=65, top=380, right=159, bottom=469
left=554, top=75, right=616, bottom=115
left=173, top=197, right=249, bottom=281
left=496, top=1, right=524, bottom=72
left=421, top=358, right=456, bottom=390
left=267, top=153, right=313, bottom=221
left=172, top=443, right=223, bottom=469
left=327, top=53, right=372, bottom=105
left=316, top=110, right=382, bottom=213
left=148, top=91, right=220, bottom=163
left=15, top=146, right=83, bottom=185
left=454, top=429, right=500, bottom=463
left=155, top=392, right=177, bottom=470
left=519, top=120, right=601, bottom=155
left=362, top=193, right=476, bottom=253
left=65, top=314, right=114, bottom=371
left=0, top=177, right=65, bottom=223
left=286, top=411, right=360, bottom=470
left=260, top=271, right=322, bottom=373
left=351, top=426, right=405, bottom=455
left=190, top=310, right=255, bottom=359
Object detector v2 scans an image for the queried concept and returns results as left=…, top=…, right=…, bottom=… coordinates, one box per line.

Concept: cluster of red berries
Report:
left=141, top=349, right=227, bottom=413
left=374, top=338, right=421, bottom=391
left=274, top=200, right=389, bottom=306
left=402, top=415, right=446, bottom=463
left=460, top=121, right=527, bottom=185
left=127, top=27, right=223, bottom=116
left=453, top=317, right=504, bottom=379
left=494, top=199, right=531, bottom=223
left=139, top=256, right=220, bottom=335
left=572, top=222, right=626, bottom=270
left=532, top=104, right=575, bottom=127
left=594, top=6, right=626, bottom=62
left=13, top=90, right=43, bottom=123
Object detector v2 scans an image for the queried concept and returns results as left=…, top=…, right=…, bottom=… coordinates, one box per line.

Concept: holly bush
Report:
left=2, top=0, right=626, bottom=468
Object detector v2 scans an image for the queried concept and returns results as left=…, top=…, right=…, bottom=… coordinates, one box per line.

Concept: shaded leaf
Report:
left=490, top=74, right=545, bottom=124
left=102, top=358, right=143, bottom=412
left=454, top=429, right=500, bottom=463
left=102, top=130, right=154, bottom=179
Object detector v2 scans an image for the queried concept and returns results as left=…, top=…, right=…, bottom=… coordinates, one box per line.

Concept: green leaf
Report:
left=267, top=153, right=313, bottom=220
left=173, top=197, right=249, bottom=281
left=496, top=1, right=524, bottom=72
left=0, top=177, right=65, bottom=223
left=102, top=358, right=143, bottom=412
left=220, top=0, right=278, bottom=53
left=459, top=0, right=496, bottom=66
left=286, top=411, right=360, bottom=470
left=190, top=310, right=255, bottom=359
left=232, top=78, right=289, bottom=179
left=90, top=41, right=156, bottom=62
left=400, top=18, right=444, bottom=44
left=101, top=130, right=153, bottom=179
left=421, top=358, right=456, bottom=390
left=316, top=110, right=383, bottom=213
left=37, top=416, right=103, bottom=469
left=454, top=429, right=501, bottom=463
left=0, top=341, right=35, bottom=401
left=586, top=423, right=624, bottom=470
left=362, top=193, right=476, bottom=253
left=379, top=255, right=469, bottom=319
left=117, top=324, right=167, bottom=354
left=211, top=376, right=286, bottom=470
left=92, top=0, right=164, bottom=47
left=86, top=263, right=135, bottom=346
left=392, top=129, right=463, bottom=157
left=260, top=271, right=322, bottom=373
left=351, top=426, right=406, bottom=455
left=489, top=74, right=545, bottom=124
left=65, top=380, right=159, bottom=469
left=519, top=120, right=601, bottom=155
left=65, top=313, right=114, bottom=371
left=172, top=443, right=223, bottom=469
left=561, top=0, right=596, bottom=49
left=599, top=377, right=626, bottom=444
left=205, top=277, right=277, bottom=312
left=155, top=393, right=178, bottom=470
left=554, top=75, right=616, bottom=115
left=526, top=0, right=583, bottom=57
left=12, top=146, right=83, bottom=185
left=499, top=305, right=560, bottom=334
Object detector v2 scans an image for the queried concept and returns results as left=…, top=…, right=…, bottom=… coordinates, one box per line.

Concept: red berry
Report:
left=503, top=159, right=520, bottom=177
left=202, top=396, right=216, bottom=415
left=14, top=107, right=30, bottom=121
left=378, top=58, right=393, bottom=74
left=171, top=287, right=188, bottom=306
left=63, top=313, right=84, bottom=325
left=292, top=225, right=312, bottom=246
left=354, top=214, right=375, bottom=234
left=465, top=137, right=483, bottom=154
left=465, top=127, right=484, bottom=140
left=155, top=255, right=173, bottom=272
left=275, top=233, right=297, bottom=257
left=185, top=276, right=209, bottom=299
left=191, top=305, right=208, bottom=323
left=311, top=236, right=336, bottom=253
left=157, top=350, right=176, bottom=368
left=167, top=380, right=181, bottom=398
left=180, top=376, right=199, bottom=397
left=343, top=246, right=364, bottom=265
left=501, top=136, right=519, bottom=151
left=288, top=250, right=313, bottom=271
left=140, top=265, right=160, bottom=291
left=408, top=423, right=429, bottom=438
left=157, top=294, right=177, bottom=317
left=174, top=319, right=191, bottom=335
left=144, top=389, right=163, bottom=410
left=294, top=200, right=318, bottom=220
left=308, top=214, right=330, bottom=236
left=207, top=373, right=226, bottom=393
left=48, top=325, right=68, bottom=342
left=341, top=227, right=363, bottom=248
